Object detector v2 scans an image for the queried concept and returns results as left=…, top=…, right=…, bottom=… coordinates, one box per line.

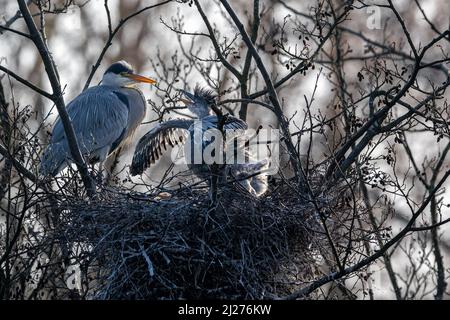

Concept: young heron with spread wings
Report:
left=131, top=87, right=268, bottom=197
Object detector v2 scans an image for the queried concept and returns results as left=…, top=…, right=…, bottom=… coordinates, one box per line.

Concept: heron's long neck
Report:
left=128, top=86, right=146, bottom=103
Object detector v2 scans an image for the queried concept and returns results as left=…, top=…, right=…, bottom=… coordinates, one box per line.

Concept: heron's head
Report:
left=101, top=60, right=156, bottom=87
left=179, top=86, right=216, bottom=118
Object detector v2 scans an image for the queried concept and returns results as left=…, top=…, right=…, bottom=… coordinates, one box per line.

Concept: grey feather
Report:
left=131, top=116, right=247, bottom=176
left=40, top=85, right=146, bottom=176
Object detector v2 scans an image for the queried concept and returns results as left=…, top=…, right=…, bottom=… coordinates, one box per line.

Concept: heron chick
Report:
left=39, top=60, right=156, bottom=177
left=131, top=87, right=269, bottom=197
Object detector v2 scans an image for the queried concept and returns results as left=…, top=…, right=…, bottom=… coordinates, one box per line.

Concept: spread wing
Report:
left=130, top=115, right=248, bottom=176
left=50, top=86, right=130, bottom=156
left=130, top=119, right=193, bottom=175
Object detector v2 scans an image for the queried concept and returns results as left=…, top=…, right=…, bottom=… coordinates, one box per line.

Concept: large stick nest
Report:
left=56, top=175, right=349, bottom=299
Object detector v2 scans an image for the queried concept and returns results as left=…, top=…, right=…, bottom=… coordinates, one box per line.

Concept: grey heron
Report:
left=39, top=60, right=156, bottom=177
left=130, top=87, right=268, bottom=197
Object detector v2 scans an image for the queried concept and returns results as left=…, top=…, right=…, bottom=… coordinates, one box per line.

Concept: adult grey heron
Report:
left=39, top=60, right=156, bottom=177
left=130, top=87, right=268, bottom=197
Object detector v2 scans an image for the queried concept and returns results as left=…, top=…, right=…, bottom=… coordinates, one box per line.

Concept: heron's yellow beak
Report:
left=126, top=73, right=157, bottom=84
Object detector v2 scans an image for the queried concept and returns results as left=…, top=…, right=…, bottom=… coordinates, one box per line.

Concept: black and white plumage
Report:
left=39, top=60, right=156, bottom=176
left=131, top=87, right=268, bottom=197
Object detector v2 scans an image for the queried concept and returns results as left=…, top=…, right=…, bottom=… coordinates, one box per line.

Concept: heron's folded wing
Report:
left=50, top=86, right=129, bottom=155
left=130, top=119, right=193, bottom=176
